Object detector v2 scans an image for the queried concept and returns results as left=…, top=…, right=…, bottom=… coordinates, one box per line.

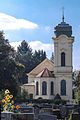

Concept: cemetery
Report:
left=0, top=89, right=80, bottom=120
left=0, top=2, right=80, bottom=120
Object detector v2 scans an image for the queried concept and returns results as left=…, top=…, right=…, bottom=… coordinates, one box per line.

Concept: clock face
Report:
left=59, top=37, right=67, bottom=51
left=58, top=39, right=66, bottom=46
left=59, top=37, right=67, bottom=45
left=61, top=41, right=66, bottom=45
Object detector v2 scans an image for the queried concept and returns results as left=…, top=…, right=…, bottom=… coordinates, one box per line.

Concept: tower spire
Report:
left=62, top=7, right=64, bottom=22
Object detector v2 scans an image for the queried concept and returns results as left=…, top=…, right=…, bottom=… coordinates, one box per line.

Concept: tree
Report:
left=0, top=32, right=46, bottom=96
left=15, top=40, right=33, bottom=83
left=17, top=40, right=32, bottom=55
left=16, top=40, right=46, bottom=84
left=16, top=40, right=33, bottom=72
left=0, top=31, right=23, bottom=96
left=50, top=52, right=54, bottom=63
left=32, top=50, right=46, bottom=68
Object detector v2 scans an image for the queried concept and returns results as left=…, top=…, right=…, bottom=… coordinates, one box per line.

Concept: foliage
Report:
left=53, top=99, right=66, bottom=105
left=32, top=50, right=46, bottom=68
left=16, top=89, right=29, bottom=101
left=50, top=52, right=54, bottom=63
left=0, top=31, right=46, bottom=96
left=14, top=63, right=25, bottom=85
left=17, top=40, right=32, bottom=55
left=21, top=89, right=29, bottom=100
left=0, top=31, right=16, bottom=95
left=29, top=99, right=65, bottom=104
left=15, top=40, right=46, bottom=84
left=68, top=113, right=72, bottom=120
left=72, top=70, right=79, bottom=87
left=54, top=94, right=61, bottom=100
left=0, top=90, right=4, bottom=100
left=0, top=31, right=26, bottom=96
left=74, top=90, right=80, bottom=104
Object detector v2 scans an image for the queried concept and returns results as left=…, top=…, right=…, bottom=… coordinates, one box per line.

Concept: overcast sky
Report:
left=0, top=0, right=80, bottom=70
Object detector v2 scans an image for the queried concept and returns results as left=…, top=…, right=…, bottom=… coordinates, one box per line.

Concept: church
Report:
left=21, top=15, right=74, bottom=101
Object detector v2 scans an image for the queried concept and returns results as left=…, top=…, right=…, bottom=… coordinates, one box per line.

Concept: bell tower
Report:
left=52, top=13, right=74, bottom=100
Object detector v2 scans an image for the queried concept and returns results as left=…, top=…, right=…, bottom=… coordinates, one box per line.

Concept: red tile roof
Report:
left=36, top=68, right=54, bottom=77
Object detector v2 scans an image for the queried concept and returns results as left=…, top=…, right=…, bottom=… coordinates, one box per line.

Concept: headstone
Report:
left=38, top=113, right=57, bottom=120
left=12, top=113, right=34, bottom=120
left=19, top=106, right=34, bottom=113
left=60, top=105, right=68, bottom=119
left=1, top=109, right=34, bottom=120
left=1, top=112, right=12, bottom=120
left=72, top=113, right=79, bottom=120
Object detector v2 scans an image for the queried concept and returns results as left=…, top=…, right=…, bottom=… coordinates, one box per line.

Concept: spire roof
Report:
left=54, top=10, right=72, bottom=37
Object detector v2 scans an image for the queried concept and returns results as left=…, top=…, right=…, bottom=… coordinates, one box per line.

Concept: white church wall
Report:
left=28, top=77, right=35, bottom=83
left=21, top=85, right=35, bottom=98
left=35, top=78, right=55, bottom=99
left=55, top=74, right=72, bottom=100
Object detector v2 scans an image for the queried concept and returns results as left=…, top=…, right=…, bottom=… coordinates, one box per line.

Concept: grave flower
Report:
left=16, top=105, right=21, bottom=110
left=2, top=89, right=14, bottom=112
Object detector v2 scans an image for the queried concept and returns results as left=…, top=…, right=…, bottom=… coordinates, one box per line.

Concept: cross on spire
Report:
left=62, top=7, right=64, bottom=22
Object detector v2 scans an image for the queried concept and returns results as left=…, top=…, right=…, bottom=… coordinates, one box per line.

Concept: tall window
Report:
left=42, top=81, right=47, bottom=95
left=61, top=52, right=65, bottom=66
left=36, top=81, right=38, bottom=95
left=50, top=81, right=54, bottom=95
left=61, top=80, right=66, bottom=95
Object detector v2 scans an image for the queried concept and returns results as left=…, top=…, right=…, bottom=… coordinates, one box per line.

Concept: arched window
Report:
left=50, top=81, right=54, bottom=95
left=61, top=80, right=66, bottom=95
left=42, top=81, right=47, bottom=95
left=36, top=81, right=38, bottom=95
left=61, top=52, right=65, bottom=66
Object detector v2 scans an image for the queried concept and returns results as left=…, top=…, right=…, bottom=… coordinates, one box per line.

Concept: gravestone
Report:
left=38, top=113, right=57, bottom=120
left=1, top=112, right=12, bottom=120
left=19, top=106, right=34, bottom=113
left=12, top=113, right=34, bottom=120
left=12, top=107, right=34, bottom=120
left=1, top=107, right=34, bottom=120
left=60, top=105, right=68, bottom=119
left=72, top=113, right=79, bottom=120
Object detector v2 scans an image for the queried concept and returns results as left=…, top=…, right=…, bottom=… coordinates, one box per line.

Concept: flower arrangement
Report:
left=14, top=104, right=21, bottom=113
left=2, top=89, right=14, bottom=112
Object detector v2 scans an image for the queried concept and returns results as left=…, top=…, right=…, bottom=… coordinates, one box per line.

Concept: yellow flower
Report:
left=6, top=99, right=10, bottom=103
left=2, top=99, right=5, bottom=103
left=5, top=94, right=10, bottom=101
left=5, top=89, right=10, bottom=94
left=11, top=105, right=14, bottom=109
left=11, top=100, right=14, bottom=104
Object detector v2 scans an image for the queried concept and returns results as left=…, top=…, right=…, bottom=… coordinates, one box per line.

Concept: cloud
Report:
left=10, top=40, right=54, bottom=58
left=29, top=41, right=53, bottom=52
left=0, top=13, right=38, bottom=30
left=10, top=41, right=22, bottom=50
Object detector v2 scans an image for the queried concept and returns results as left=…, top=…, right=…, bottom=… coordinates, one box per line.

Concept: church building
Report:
left=21, top=15, right=74, bottom=101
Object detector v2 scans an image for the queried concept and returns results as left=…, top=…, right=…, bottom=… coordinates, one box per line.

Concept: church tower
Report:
left=52, top=14, right=74, bottom=100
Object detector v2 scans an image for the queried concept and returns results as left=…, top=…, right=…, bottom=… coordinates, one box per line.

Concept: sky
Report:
left=0, top=0, right=80, bottom=70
